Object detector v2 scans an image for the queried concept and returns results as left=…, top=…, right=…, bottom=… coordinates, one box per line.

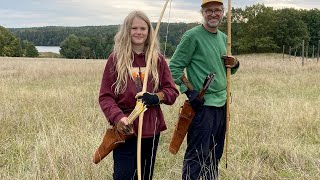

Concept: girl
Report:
left=98, top=10, right=179, bottom=180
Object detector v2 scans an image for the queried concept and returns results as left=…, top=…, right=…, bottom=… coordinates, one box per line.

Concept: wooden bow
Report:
left=225, top=0, right=232, bottom=168
left=137, top=1, right=170, bottom=179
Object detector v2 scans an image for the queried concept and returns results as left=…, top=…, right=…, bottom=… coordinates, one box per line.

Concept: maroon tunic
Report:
left=99, top=52, right=179, bottom=138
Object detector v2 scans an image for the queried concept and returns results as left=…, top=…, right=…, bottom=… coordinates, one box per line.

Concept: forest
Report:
left=3, top=4, right=320, bottom=59
left=0, top=26, right=38, bottom=57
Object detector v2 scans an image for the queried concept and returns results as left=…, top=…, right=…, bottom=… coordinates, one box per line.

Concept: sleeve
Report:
left=169, top=35, right=196, bottom=93
left=231, top=61, right=240, bottom=74
left=98, top=54, right=126, bottom=125
left=157, top=55, right=179, bottom=105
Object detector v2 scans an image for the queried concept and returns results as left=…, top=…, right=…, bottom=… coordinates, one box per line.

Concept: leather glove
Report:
left=222, top=55, right=239, bottom=68
left=185, top=90, right=204, bottom=111
left=116, top=119, right=133, bottom=135
left=136, top=92, right=160, bottom=106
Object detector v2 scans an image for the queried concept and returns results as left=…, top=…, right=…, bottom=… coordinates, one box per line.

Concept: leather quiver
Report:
left=168, top=100, right=195, bottom=154
left=93, top=126, right=127, bottom=164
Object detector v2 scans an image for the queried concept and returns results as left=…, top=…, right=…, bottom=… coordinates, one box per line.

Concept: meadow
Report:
left=0, top=54, right=319, bottom=179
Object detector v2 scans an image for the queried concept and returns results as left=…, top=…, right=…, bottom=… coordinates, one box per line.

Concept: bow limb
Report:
left=225, top=0, right=232, bottom=169
left=137, top=0, right=171, bottom=180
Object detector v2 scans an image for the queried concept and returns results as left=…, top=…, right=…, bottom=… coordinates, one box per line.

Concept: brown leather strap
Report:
left=181, top=75, right=194, bottom=90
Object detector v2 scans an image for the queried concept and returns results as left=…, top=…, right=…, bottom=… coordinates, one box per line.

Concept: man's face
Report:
left=202, top=2, right=224, bottom=29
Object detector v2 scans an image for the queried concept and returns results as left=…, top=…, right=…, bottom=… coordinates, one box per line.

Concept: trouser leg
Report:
left=113, top=137, right=136, bottom=180
left=140, top=134, right=160, bottom=180
left=204, top=105, right=226, bottom=179
left=182, top=105, right=226, bottom=180
left=113, top=134, right=160, bottom=180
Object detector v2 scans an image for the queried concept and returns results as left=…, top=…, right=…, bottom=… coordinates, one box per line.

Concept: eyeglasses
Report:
left=203, top=9, right=223, bottom=16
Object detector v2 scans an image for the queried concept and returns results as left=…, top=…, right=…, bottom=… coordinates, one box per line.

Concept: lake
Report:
left=36, top=46, right=60, bottom=54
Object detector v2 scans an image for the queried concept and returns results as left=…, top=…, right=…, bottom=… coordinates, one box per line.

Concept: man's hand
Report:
left=185, top=90, right=204, bottom=111
left=222, top=55, right=239, bottom=68
left=135, top=92, right=160, bottom=106
left=116, top=117, right=133, bottom=135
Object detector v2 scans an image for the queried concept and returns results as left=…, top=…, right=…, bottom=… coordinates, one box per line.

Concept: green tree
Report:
left=272, top=8, right=309, bottom=52
left=60, top=34, right=82, bottom=58
left=301, top=9, right=320, bottom=56
left=10, top=38, right=23, bottom=57
left=231, top=4, right=278, bottom=53
left=22, top=40, right=39, bottom=57
left=0, top=26, right=23, bottom=56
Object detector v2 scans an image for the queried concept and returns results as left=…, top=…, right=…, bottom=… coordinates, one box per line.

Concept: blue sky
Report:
left=1, top=0, right=319, bottom=28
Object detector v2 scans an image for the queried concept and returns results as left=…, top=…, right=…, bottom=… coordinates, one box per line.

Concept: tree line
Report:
left=4, top=4, right=320, bottom=59
left=0, top=26, right=38, bottom=57
left=8, top=23, right=196, bottom=59
left=225, top=4, right=320, bottom=56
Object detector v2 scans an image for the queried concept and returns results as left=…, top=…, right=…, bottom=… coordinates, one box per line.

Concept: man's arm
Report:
left=169, top=35, right=196, bottom=93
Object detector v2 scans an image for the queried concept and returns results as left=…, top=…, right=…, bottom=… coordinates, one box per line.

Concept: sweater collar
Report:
left=201, top=24, right=218, bottom=35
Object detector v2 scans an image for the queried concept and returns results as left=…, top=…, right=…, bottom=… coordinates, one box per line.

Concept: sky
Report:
left=1, top=0, right=319, bottom=28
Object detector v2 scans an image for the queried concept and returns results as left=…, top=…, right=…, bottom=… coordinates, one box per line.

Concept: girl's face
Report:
left=130, top=17, right=149, bottom=47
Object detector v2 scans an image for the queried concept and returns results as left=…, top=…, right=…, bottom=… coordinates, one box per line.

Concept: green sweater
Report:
left=169, top=25, right=239, bottom=107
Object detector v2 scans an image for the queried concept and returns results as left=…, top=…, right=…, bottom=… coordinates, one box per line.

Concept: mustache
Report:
left=208, top=16, right=220, bottom=20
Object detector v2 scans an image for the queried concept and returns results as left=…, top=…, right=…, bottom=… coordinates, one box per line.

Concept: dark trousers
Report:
left=113, top=134, right=160, bottom=180
left=182, top=105, right=226, bottom=180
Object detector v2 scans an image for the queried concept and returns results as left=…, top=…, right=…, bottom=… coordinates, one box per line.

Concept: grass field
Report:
left=1, top=54, right=319, bottom=179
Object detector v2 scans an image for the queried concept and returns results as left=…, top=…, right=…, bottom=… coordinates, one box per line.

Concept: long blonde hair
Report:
left=113, top=10, right=160, bottom=95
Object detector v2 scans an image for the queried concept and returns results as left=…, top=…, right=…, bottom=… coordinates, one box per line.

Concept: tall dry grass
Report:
left=0, top=54, right=319, bottom=179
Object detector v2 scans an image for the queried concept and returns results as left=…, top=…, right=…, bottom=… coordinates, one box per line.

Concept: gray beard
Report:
left=207, top=20, right=221, bottom=29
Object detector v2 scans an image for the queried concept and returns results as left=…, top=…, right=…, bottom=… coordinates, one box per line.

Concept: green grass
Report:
left=39, top=52, right=62, bottom=58
left=0, top=54, right=319, bottom=179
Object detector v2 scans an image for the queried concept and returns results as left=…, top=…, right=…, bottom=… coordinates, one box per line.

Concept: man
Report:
left=169, top=0, right=239, bottom=179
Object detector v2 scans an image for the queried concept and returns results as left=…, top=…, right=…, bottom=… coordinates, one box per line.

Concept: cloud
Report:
left=0, top=0, right=318, bottom=28
left=263, top=0, right=319, bottom=9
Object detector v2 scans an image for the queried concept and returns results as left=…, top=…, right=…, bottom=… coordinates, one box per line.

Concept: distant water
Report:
left=36, top=46, right=60, bottom=54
